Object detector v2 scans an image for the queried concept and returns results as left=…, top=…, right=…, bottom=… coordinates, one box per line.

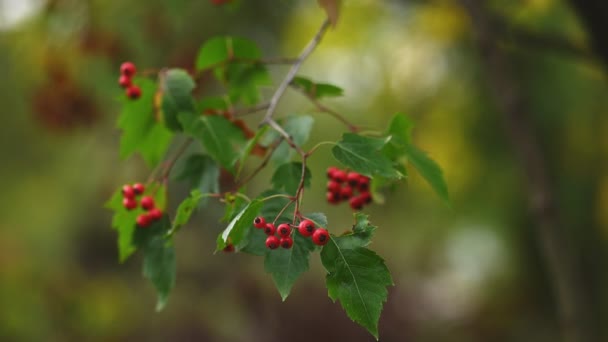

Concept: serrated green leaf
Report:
left=143, top=237, right=176, bottom=311
left=175, top=154, right=220, bottom=201
left=117, top=78, right=173, bottom=168
left=332, top=133, right=402, bottom=179
left=216, top=199, right=263, bottom=251
left=321, top=227, right=393, bottom=339
left=161, top=69, right=196, bottom=131
left=271, top=162, right=311, bottom=194
left=180, top=114, right=247, bottom=173
left=236, top=125, right=269, bottom=178
left=225, top=63, right=271, bottom=105
left=171, top=190, right=203, bottom=233
left=336, top=213, right=376, bottom=249
left=292, top=76, right=344, bottom=99
left=240, top=227, right=268, bottom=256
left=260, top=190, right=294, bottom=222
left=383, top=113, right=413, bottom=160
left=196, top=36, right=261, bottom=71
left=305, top=212, right=328, bottom=228
left=272, top=116, right=314, bottom=164
left=405, top=143, right=449, bottom=204
left=265, top=233, right=315, bottom=301
left=197, top=96, right=230, bottom=113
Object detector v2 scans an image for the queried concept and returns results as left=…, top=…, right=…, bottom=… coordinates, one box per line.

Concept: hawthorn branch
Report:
left=290, top=85, right=359, bottom=132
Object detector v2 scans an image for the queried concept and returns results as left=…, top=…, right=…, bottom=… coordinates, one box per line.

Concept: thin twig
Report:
left=234, top=137, right=284, bottom=190
left=232, top=102, right=271, bottom=117
left=290, top=85, right=359, bottom=132
left=161, top=138, right=193, bottom=180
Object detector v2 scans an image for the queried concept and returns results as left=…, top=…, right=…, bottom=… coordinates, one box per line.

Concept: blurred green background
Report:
left=1, top=0, right=607, bottom=341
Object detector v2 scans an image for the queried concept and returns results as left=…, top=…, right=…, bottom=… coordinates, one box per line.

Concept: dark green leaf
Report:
left=239, top=227, right=268, bottom=256
left=198, top=96, right=229, bottom=113
left=305, top=212, right=328, bottom=228
left=175, top=154, right=220, bottom=199
left=143, top=237, right=176, bottom=311
left=265, top=233, right=315, bottom=301
left=225, top=63, right=271, bottom=105
left=292, top=76, right=344, bottom=99
left=216, top=199, right=263, bottom=251
left=236, top=126, right=269, bottom=178
left=405, top=143, right=449, bottom=204
left=383, top=113, right=413, bottom=160
left=171, top=190, right=203, bottom=233
left=332, top=133, right=402, bottom=179
left=271, top=162, right=311, bottom=194
left=335, top=213, right=376, bottom=250
left=272, top=115, right=314, bottom=164
left=161, top=69, right=196, bottom=131
left=196, top=36, right=261, bottom=71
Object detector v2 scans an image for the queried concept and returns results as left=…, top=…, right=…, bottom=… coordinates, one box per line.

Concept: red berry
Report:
left=264, top=223, right=276, bottom=236
left=349, top=196, right=365, bottom=211
left=132, top=183, right=145, bottom=195
left=253, top=216, right=266, bottom=229
left=223, top=244, right=235, bottom=253
left=298, top=220, right=315, bottom=237
left=327, top=180, right=341, bottom=193
left=266, top=235, right=280, bottom=249
left=360, top=191, right=372, bottom=204
left=277, top=223, right=291, bottom=237
left=346, top=172, right=360, bottom=186
left=126, top=85, right=141, bottom=100
left=148, top=208, right=163, bottom=221
left=123, top=197, right=137, bottom=210
left=120, top=62, right=136, bottom=77
left=332, top=170, right=347, bottom=183
left=118, top=75, right=132, bottom=88
left=122, top=184, right=135, bottom=198
left=136, top=213, right=152, bottom=228
left=358, top=176, right=370, bottom=191
left=326, top=191, right=341, bottom=204
left=140, top=196, right=155, bottom=211
left=340, top=186, right=354, bottom=200
left=312, top=228, right=330, bottom=246
left=326, top=166, right=339, bottom=179
left=280, top=237, right=293, bottom=249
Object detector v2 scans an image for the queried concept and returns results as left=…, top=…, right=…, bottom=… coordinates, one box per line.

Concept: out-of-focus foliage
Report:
left=0, top=0, right=607, bottom=341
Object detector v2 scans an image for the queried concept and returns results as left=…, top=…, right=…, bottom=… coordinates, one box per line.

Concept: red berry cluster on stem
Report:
left=118, top=62, right=141, bottom=100
left=121, top=183, right=163, bottom=228
left=326, top=167, right=372, bottom=210
left=253, top=217, right=293, bottom=250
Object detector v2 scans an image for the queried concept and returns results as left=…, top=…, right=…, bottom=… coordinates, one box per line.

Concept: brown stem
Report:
left=234, top=137, right=283, bottom=190
left=161, top=138, right=193, bottom=180
left=290, top=85, right=359, bottom=132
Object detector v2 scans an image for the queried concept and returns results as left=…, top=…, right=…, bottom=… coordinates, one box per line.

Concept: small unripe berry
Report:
left=326, top=166, right=339, bottom=179
left=120, top=61, right=136, bottom=77
left=349, top=196, right=365, bottom=211
left=332, top=170, right=347, bottom=183
left=358, top=176, right=370, bottom=191
left=132, top=183, right=145, bottom=195
left=298, top=220, right=315, bottom=237
left=253, top=216, right=266, bottom=229
left=123, top=197, right=137, bottom=210
left=118, top=75, right=132, bottom=88
left=126, top=85, right=141, bottom=100
left=327, top=180, right=341, bottom=193
left=312, top=228, right=330, bottom=246
left=280, top=237, right=293, bottom=249
left=326, top=191, right=341, bottom=204
left=122, top=184, right=135, bottom=198
left=340, top=186, right=354, bottom=200
left=140, top=196, right=155, bottom=211
left=223, top=244, right=235, bottom=253
left=148, top=208, right=163, bottom=221
left=266, top=235, right=280, bottom=249
left=347, top=172, right=360, bottom=186
left=277, top=223, right=291, bottom=237
left=136, top=213, right=152, bottom=228
left=264, top=223, right=276, bottom=236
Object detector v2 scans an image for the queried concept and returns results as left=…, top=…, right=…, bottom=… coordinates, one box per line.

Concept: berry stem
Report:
left=161, top=138, right=193, bottom=181
left=290, top=85, right=359, bottom=132
left=305, top=141, right=337, bottom=157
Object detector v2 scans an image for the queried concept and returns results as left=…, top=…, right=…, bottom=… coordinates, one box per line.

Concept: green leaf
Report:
left=271, top=162, right=311, bottom=194
left=265, top=233, right=315, bottom=301
left=175, top=154, right=220, bottom=200
left=292, top=76, right=344, bottom=99
left=117, top=78, right=173, bottom=168
left=198, top=96, right=229, bottom=113
left=216, top=199, right=263, bottom=251
left=332, top=133, right=402, bottom=179
left=305, top=212, right=328, bottom=228
left=320, top=216, right=392, bottom=339
left=143, top=237, right=176, bottom=311
left=225, top=63, right=271, bottom=105
left=236, top=125, right=269, bottom=178
left=239, top=227, right=268, bottom=256
left=161, top=69, right=196, bottom=131
left=196, top=36, right=261, bottom=71
left=272, top=115, right=314, bottom=164
left=180, top=114, right=247, bottom=173
left=404, top=143, right=449, bottom=204
left=171, top=190, right=203, bottom=233
left=383, top=113, right=413, bottom=160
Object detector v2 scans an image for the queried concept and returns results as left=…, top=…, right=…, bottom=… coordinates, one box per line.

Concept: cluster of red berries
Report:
left=121, top=183, right=163, bottom=228
left=253, top=217, right=330, bottom=249
left=118, top=62, right=141, bottom=100
left=326, top=167, right=372, bottom=210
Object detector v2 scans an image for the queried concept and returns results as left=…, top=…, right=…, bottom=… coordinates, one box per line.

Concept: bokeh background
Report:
left=1, top=0, right=607, bottom=341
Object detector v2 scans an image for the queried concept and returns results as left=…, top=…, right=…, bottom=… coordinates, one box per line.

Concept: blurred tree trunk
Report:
left=458, top=1, right=600, bottom=341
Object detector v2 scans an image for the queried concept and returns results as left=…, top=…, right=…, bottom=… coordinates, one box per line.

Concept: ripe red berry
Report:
left=253, top=216, right=266, bottom=229
left=349, top=196, right=365, bottom=211
left=132, top=183, right=145, bottom=195
left=136, top=213, right=152, bottom=228
left=266, top=235, right=280, bottom=249
left=327, top=180, right=341, bottom=193
left=148, top=208, right=163, bottom=221
left=326, top=166, right=339, bottom=179
left=118, top=75, right=132, bottom=88
left=280, top=237, right=294, bottom=249
left=277, top=223, right=291, bottom=238
left=340, top=186, right=354, bottom=200
left=358, top=176, right=370, bottom=191
left=326, top=191, right=341, bottom=204
left=264, top=223, right=276, bottom=236
left=347, top=172, right=360, bottom=186
left=140, top=196, right=155, bottom=211
left=223, top=244, right=235, bottom=253
left=122, top=184, right=135, bottom=198
left=126, top=85, right=141, bottom=100
left=298, top=220, right=315, bottom=237
left=120, top=62, right=136, bottom=77
left=360, top=191, right=372, bottom=204
left=123, top=197, right=137, bottom=210
left=332, top=170, right=347, bottom=183
left=312, top=228, right=330, bottom=246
